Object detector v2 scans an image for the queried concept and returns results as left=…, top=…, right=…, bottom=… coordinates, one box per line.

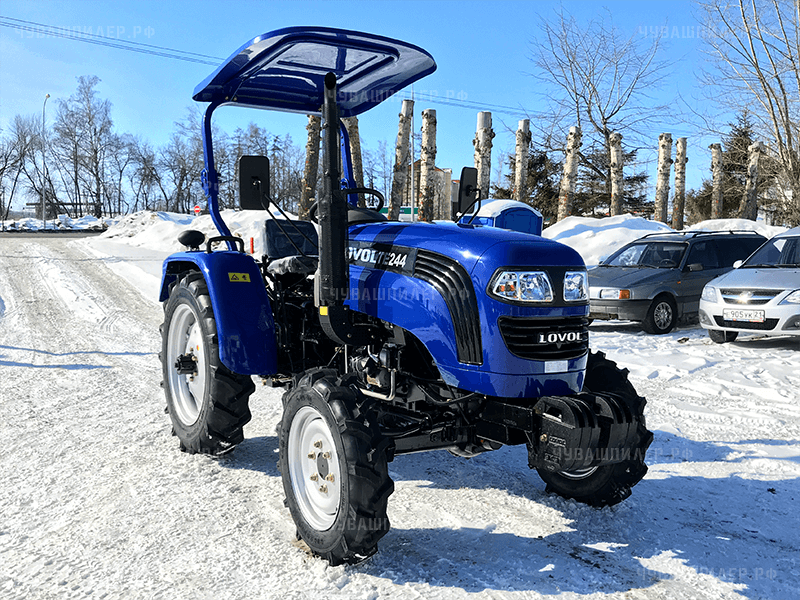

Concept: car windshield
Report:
left=743, top=236, right=800, bottom=267
left=604, top=242, right=687, bottom=268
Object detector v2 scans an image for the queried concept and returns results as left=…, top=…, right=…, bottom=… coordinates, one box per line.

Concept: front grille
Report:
left=720, top=289, right=782, bottom=305
left=713, top=316, right=779, bottom=330
left=414, top=250, right=482, bottom=365
left=498, top=316, right=589, bottom=360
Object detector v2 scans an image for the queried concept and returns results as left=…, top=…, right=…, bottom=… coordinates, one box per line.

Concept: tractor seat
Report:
left=348, top=206, right=387, bottom=224
left=265, top=219, right=319, bottom=276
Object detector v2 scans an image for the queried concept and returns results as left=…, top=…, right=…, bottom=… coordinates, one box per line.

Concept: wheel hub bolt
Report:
left=310, top=473, right=318, bottom=482
left=540, top=434, right=548, bottom=443
left=307, top=452, right=316, bottom=460
left=321, top=452, right=331, bottom=460
left=313, top=440, right=323, bottom=449
left=326, top=474, right=335, bottom=482
left=319, top=485, right=328, bottom=494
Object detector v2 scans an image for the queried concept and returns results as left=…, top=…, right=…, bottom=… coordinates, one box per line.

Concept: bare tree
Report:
left=698, top=0, right=800, bottom=224
left=530, top=7, right=670, bottom=213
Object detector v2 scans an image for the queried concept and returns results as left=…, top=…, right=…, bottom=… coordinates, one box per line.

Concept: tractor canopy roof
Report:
left=193, top=26, right=436, bottom=117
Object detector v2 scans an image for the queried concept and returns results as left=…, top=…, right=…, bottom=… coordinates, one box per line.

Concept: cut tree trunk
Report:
left=299, top=114, right=321, bottom=221
left=473, top=111, right=495, bottom=200
left=738, top=141, right=763, bottom=221
left=672, top=137, right=688, bottom=230
left=418, top=109, right=437, bottom=222
left=389, top=99, right=414, bottom=220
left=342, top=116, right=364, bottom=207
left=710, top=143, right=723, bottom=219
left=609, top=131, right=624, bottom=216
left=654, top=133, right=673, bottom=223
left=557, top=126, right=582, bottom=221
left=514, top=119, right=531, bottom=202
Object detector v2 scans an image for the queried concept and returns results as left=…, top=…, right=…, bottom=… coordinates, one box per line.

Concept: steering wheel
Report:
left=307, top=187, right=385, bottom=223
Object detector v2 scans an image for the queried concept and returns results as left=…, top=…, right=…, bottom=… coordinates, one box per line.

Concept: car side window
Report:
left=686, top=241, right=721, bottom=269
left=714, top=237, right=766, bottom=267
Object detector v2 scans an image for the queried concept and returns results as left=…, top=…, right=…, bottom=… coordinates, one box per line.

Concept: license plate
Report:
left=723, top=308, right=765, bottom=323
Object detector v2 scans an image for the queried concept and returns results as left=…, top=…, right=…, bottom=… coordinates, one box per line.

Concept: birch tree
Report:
left=530, top=7, right=668, bottom=208
left=300, top=115, right=321, bottom=220
left=672, top=137, right=688, bottom=229
left=654, top=133, right=673, bottom=223
left=389, top=99, right=414, bottom=220
left=699, top=0, right=800, bottom=224
left=418, top=109, right=437, bottom=222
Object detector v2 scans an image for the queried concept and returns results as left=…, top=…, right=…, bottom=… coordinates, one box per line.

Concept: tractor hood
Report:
left=349, top=220, right=585, bottom=273
left=588, top=265, right=668, bottom=288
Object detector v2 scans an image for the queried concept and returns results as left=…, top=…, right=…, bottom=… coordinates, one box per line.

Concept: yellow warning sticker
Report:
left=228, top=272, right=251, bottom=282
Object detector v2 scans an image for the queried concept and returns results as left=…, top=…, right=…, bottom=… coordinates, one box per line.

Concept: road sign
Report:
left=193, top=205, right=201, bottom=215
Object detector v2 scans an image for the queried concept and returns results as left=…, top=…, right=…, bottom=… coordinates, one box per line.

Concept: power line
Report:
left=3, top=15, right=537, bottom=118
left=0, top=15, right=224, bottom=65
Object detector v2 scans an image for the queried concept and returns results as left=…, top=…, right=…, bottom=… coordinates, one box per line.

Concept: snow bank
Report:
left=542, top=214, right=673, bottom=266
left=100, top=209, right=296, bottom=256
left=543, top=214, right=788, bottom=266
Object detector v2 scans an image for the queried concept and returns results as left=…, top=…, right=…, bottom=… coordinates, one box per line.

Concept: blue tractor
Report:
left=159, top=27, right=652, bottom=565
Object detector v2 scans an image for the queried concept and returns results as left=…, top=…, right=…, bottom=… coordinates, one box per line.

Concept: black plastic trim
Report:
left=414, top=250, right=483, bottom=365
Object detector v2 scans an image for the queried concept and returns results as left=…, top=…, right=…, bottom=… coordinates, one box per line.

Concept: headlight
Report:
left=701, top=285, right=717, bottom=302
left=491, top=271, right=553, bottom=302
left=781, top=289, right=800, bottom=304
left=564, top=271, right=588, bottom=302
left=599, top=288, right=631, bottom=300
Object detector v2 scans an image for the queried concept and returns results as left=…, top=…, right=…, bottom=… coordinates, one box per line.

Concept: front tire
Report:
left=536, top=351, right=653, bottom=507
left=279, top=369, right=394, bottom=565
left=642, top=294, right=677, bottom=334
left=161, top=272, right=254, bottom=455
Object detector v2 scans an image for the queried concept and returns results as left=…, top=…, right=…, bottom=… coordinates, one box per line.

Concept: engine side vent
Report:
left=414, top=250, right=482, bottom=365
left=498, top=316, right=589, bottom=361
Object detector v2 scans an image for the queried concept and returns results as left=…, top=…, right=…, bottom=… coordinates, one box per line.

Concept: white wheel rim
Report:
left=288, top=406, right=341, bottom=531
left=166, top=303, right=208, bottom=426
left=559, top=466, right=599, bottom=480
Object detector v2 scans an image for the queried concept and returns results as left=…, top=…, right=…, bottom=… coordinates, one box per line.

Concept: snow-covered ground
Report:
left=1, top=213, right=798, bottom=600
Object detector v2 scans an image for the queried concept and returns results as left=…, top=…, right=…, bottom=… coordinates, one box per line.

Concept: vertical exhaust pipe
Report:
left=316, top=72, right=377, bottom=347
left=318, top=72, right=348, bottom=306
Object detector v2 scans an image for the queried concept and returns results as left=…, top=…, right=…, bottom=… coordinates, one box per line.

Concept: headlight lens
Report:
left=701, top=285, right=717, bottom=302
left=599, top=288, right=631, bottom=300
left=781, top=289, right=800, bottom=304
left=564, top=271, right=588, bottom=302
left=491, top=271, right=553, bottom=302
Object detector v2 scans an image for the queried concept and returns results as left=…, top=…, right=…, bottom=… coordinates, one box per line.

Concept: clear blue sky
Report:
left=1, top=0, right=715, bottom=206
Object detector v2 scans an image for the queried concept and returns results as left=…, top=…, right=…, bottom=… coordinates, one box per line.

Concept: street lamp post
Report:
left=41, top=93, right=50, bottom=229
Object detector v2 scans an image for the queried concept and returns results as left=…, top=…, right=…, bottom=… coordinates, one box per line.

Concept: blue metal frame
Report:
left=160, top=251, right=278, bottom=375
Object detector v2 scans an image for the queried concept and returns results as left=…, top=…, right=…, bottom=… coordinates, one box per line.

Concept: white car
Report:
left=699, top=226, right=800, bottom=342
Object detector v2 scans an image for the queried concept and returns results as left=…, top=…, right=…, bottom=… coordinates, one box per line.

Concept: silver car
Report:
left=699, top=226, right=800, bottom=342
left=589, top=231, right=766, bottom=334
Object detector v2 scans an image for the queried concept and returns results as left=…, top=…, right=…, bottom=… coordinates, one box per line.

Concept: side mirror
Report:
left=239, top=155, right=270, bottom=210
left=687, top=263, right=704, bottom=272
left=453, top=166, right=480, bottom=220
left=733, top=260, right=743, bottom=268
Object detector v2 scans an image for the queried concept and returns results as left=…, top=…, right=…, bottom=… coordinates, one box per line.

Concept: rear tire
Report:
left=642, top=295, right=677, bottom=334
left=161, top=272, right=254, bottom=455
left=536, top=351, right=653, bottom=507
left=709, top=329, right=738, bottom=343
left=279, top=369, right=394, bottom=565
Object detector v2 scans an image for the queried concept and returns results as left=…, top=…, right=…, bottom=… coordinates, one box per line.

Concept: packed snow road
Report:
left=0, top=235, right=798, bottom=600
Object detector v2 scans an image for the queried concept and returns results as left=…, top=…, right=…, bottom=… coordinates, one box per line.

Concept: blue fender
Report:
left=160, top=251, right=277, bottom=375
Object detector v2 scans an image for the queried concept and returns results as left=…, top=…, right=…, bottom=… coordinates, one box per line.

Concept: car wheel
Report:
left=709, top=329, right=738, bottom=343
left=642, top=295, right=677, bottom=334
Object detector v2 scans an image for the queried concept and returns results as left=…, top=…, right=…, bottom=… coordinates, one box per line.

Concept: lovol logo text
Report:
left=349, top=246, right=409, bottom=270
left=536, top=331, right=584, bottom=344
